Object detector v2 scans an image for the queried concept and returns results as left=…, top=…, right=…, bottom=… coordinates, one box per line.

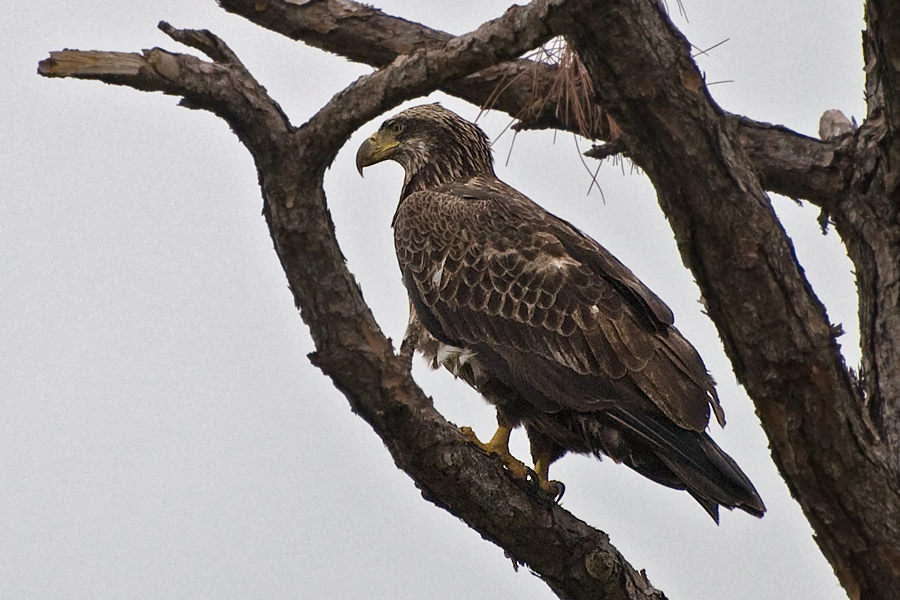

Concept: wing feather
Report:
left=394, top=177, right=718, bottom=431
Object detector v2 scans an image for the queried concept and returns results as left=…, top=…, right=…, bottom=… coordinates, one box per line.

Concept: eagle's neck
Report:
left=398, top=141, right=495, bottom=199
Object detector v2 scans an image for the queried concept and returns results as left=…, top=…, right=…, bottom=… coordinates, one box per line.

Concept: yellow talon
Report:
left=460, top=426, right=565, bottom=499
left=460, top=425, right=530, bottom=479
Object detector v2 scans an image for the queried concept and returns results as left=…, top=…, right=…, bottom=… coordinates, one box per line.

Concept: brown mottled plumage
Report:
left=356, top=104, right=765, bottom=522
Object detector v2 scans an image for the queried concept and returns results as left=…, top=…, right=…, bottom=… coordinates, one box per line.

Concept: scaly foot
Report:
left=459, top=425, right=530, bottom=480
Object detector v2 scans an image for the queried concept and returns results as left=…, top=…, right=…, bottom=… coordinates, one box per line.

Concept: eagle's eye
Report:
left=389, top=122, right=404, bottom=136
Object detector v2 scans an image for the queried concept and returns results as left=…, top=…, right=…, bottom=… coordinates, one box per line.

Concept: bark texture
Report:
left=561, top=4, right=900, bottom=600
left=39, top=0, right=900, bottom=599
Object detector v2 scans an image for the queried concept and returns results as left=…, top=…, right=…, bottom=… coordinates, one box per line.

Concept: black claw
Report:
left=553, top=481, right=566, bottom=502
left=523, top=468, right=564, bottom=503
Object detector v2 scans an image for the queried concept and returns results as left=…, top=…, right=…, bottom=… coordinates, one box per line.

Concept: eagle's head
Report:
left=356, top=104, right=495, bottom=196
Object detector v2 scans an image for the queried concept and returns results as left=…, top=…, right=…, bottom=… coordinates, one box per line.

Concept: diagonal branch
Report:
left=560, top=2, right=900, bottom=600
left=285, top=0, right=585, bottom=178
left=158, top=20, right=248, bottom=66
left=216, top=0, right=602, bottom=137
left=38, top=6, right=670, bottom=600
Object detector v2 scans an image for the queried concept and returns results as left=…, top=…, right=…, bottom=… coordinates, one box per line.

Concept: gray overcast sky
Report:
left=2, top=2, right=864, bottom=599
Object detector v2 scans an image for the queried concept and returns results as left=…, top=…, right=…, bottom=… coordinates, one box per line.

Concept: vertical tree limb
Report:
left=560, top=2, right=900, bottom=599
left=830, top=0, right=900, bottom=477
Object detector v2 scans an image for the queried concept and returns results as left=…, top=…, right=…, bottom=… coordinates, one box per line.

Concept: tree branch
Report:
left=559, top=2, right=900, bottom=599
left=38, top=6, right=671, bottom=600
left=217, top=0, right=851, bottom=204
left=731, top=116, right=855, bottom=203
left=38, top=24, right=293, bottom=164
left=216, top=0, right=608, bottom=138
left=821, top=1, right=900, bottom=484
left=286, top=0, right=585, bottom=177
left=865, top=0, right=900, bottom=136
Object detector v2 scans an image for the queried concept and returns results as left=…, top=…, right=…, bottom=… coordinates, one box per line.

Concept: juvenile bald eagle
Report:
left=356, top=103, right=765, bottom=522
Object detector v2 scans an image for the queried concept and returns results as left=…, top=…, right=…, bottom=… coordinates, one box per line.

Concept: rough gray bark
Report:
left=38, top=0, right=900, bottom=599
left=561, top=3, right=900, bottom=600
left=855, top=0, right=900, bottom=476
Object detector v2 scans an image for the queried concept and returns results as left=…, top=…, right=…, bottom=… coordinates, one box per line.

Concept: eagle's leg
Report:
left=459, top=425, right=530, bottom=480
left=532, top=453, right=565, bottom=500
left=527, top=428, right=566, bottom=500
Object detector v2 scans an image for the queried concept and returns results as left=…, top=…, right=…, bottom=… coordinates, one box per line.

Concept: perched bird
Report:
left=356, top=103, right=765, bottom=522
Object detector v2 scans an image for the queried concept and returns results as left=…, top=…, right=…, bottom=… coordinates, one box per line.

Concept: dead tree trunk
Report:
left=38, top=1, right=900, bottom=599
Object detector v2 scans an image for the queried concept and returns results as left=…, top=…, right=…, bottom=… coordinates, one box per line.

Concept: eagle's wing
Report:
left=394, top=177, right=723, bottom=432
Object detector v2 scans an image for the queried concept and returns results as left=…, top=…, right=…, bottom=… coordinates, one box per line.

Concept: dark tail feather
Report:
left=606, top=407, right=766, bottom=522
left=686, top=490, right=724, bottom=524
left=658, top=435, right=766, bottom=521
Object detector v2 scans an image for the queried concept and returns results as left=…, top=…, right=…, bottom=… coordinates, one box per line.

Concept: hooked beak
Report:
left=356, top=129, right=399, bottom=176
